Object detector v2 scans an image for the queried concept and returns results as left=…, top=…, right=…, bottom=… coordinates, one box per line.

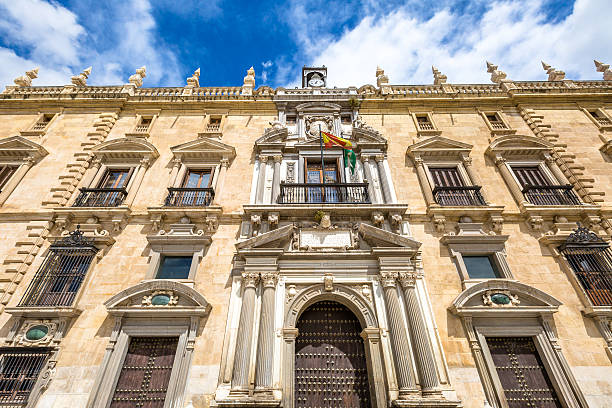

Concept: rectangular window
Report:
left=0, top=349, right=49, bottom=406
left=110, top=337, right=178, bottom=408
left=183, top=169, right=212, bottom=189
left=207, top=116, right=222, bottom=132
left=416, top=114, right=434, bottom=130
left=305, top=159, right=340, bottom=203
left=486, top=337, right=562, bottom=408
left=31, top=114, right=54, bottom=131
left=429, top=167, right=464, bottom=188
left=562, top=246, right=612, bottom=306
left=463, top=255, right=500, bottom=279
left=511, top=165, right=551, bottom=188
left=0, top=165, right=17, bottom=191
left=99, top=169, right=132, bottom=189
left=156, top=256, right=192, bottom=279
left=135, top=117, right=152, bottom=133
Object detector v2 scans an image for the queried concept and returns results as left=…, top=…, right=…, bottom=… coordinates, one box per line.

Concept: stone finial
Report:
left=432, top=65, right=447, bottom=85
left=375, top=66, right=389, bottom=87
left=186, top=68, right=200, bottom=87
left=71, top=66, right=92, bottom=86
left=486, top=61, right=509, bottom=83
left=541, top=61, right=565, bottom=81
left=13, top=67, right=39, bottom=87
left=128, top=66, right=147, bottom=87
left=594, top=60, right=612, bottom=80
left=241, top=66, right=255, bottom=95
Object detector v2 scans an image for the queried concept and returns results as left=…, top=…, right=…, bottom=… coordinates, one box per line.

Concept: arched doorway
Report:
left=295, top=301, right=371, bottom=408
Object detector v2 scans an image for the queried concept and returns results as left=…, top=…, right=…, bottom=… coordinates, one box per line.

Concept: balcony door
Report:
left=95, top=168, right=133, bottom=207
left=511, top=166, right=550, bottom=188
left=179, top=169, right=212, bottom=206
left=430, top=167, right=471, bottom=206
left=306, top=159, right=339, bottom=202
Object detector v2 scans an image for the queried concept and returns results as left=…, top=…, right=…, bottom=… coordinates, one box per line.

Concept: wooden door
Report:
left=305, top=160, right=339, bottom=202
left=97, top=168, right=133, bottom=206
left=486, top=337, right=562, bottom=408
left=181, top=169, right=212, bottom=205
left=110, top=337, right=178, bottom=408
left=295, top=301, right=371, bottom=408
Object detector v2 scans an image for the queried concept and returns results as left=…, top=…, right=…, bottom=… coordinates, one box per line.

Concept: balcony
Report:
left=522, top=184, right=581, bottom=206
left=279, top=183, right=370, bottom=204
left=489, top=121, right=507, bottom=130
left=165, top=187, right=214, bottom=207
left=417, top=121, right=435, bottom=131
left=72, top=187, right=127, bottom=207
left=433, top=186, right=487, bottom=206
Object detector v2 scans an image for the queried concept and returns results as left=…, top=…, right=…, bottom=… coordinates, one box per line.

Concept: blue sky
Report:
left=0, top=0, right=610, bottom=88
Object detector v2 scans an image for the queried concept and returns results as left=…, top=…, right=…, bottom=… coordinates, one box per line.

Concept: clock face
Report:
left=308, top=74, right=324, bottom=87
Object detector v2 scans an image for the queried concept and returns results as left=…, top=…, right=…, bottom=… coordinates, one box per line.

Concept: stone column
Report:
left=213, top=158, right=229, bottom=205
left=256, top=155, right=268, bottom=204
left=0, top=157, right=35, bottom=205
left=232, top=272, right=260, bottom=390
left=414, top=156, right=436, bottom=206
left=399, top=272, right=441, bottom=395
left=379, top=272, right=418, bottom=396
left=544, top=154, right=570, bottom=184
left=282, top=328, right=299, bottom=408
left=361, top=328, right=388, bottom=408
left=375, top=155, right=392, bottom=204
left=271, top=155, right=282, bottom=204
left=255, top=273, right=278, bottom=390
left=125, top=158, right=150, bottom=206
left=362, top=156, right=378, bottom=204
left=494, top=155, right=527, bottom=205
left=168, top=158, right=182, bottom=187
left=462, top=155, right=489, bottom=203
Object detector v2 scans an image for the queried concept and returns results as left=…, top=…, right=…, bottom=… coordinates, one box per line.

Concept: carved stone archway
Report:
left=282, top=284, right=386, bottom=408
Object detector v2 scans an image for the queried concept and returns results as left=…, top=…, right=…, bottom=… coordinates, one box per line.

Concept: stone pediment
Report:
left=486, top=134, right=552, bottom=158
left=92, top=137, right=159, bottom=160
left=0, top=135, right=48, bottom=160
left=358, top=223, right=421, bottom=250
left=237, top=224, right=295, bottom=250
left=407, top=136, right=472, bottom=158
left=352, top=126, right=387, bottom=150
left=449, top=279, right=561, bottom=317
left=105, top=280, right=210, bottom=317
left=295, top=102, right=342, bottom=114
left=171, top=137, right=236, bottom=161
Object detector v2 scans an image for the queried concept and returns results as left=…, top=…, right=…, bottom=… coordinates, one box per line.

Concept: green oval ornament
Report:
left=491, top=293, right=511, bottom=305
left=25, top=325, right=48, bottom=341
left=151, top=294, right=171, bottom=306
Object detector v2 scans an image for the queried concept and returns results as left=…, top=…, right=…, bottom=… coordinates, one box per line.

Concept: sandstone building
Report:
left=0, top=60, right=611, bottom=408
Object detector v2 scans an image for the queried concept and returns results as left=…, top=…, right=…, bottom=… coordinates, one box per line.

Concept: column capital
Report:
left=362, top=155, right=371, bottom=163
left=261, top=272, right=279, bottom=288
left=22, top=156, right=36, bottom=166
left=378, top=271, right=398, bottom=287
left=220, top=158, right=230, bottom=167
left=413, top=156, right=424, bottom=166
left=171, top=157, right=182, bottom=167
left=139, top=157, right=151, bottom=168
left=242, top=272, right=260, bottom=288
left=461, top=156, right=473, bottom=166
left=259, top=154, right=269, bottom=163
left=282, top=327, right=299, bottom=340
left=273, top=155, right=282, bottom=163
left=375, top=154, right=385, bottom=162
left=543, top=153, right=556, bottom=164
left=398, top=272, right=417, bottom=288
left=494, top=155, right=506, bottom=166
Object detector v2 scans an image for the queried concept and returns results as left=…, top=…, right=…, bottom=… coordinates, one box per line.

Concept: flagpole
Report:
left=319, top=124, right=325, bottom=185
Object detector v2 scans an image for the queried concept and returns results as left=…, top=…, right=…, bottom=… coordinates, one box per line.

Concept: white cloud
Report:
left=0, top=0, right=183, bottom=88
left=296, top=0, right=612, bottom=87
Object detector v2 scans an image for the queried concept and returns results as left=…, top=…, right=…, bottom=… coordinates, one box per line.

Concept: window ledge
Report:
left=5, top=306, right=81, bottom=319
left=19, top=129, right=47, bottom=137
left=519, top=202, right=600, bottom=216
left=583, top=306, right=612, bottom=318
left=244, top=203, right=408, bottom=218
left=124, top=131, right=150, bottom=138
left=416, top=129, right=442, bottom=137
left=489, top=128, right=516, bottom=136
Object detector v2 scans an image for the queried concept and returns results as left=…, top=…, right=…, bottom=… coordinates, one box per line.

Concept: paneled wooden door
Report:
left=110, top=336, right=179, bottom=408
left=486, top=337, right=562, bottom=408
left=295, top=301, right=371, bottom=408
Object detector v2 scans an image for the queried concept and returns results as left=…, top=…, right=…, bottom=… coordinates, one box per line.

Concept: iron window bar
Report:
left=278, top=182, right=370, bottom=204
left=521, top=184, right=581, bottom=206
left=432, top=185, right=487, bottom=206
left=559, top=225, right=612, bottom=306
left=18, top=228, right=97, bottom=308
left=72, top=187, right=128, bottom=207
left=164, top=187, right=215, bottom=207
left=0, top=348, right=50, bottom=407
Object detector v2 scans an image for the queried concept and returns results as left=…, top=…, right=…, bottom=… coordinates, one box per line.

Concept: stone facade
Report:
left=0, top=63, right=610, bottom=408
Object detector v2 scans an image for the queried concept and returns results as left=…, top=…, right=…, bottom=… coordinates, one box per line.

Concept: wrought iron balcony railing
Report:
left=72, top=187, right=128, bottom=207
left=165, top=187, right=214, bottom=207
left=522, top=184, right=581, bottom=206
left=432, top=186, right=487, bottom=206
left=279, top=183, right=370, bottom=204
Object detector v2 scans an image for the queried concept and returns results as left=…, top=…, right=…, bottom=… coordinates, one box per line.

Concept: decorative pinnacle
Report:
left=486, top=61, right=509, bottom=83
left=186, top=68, right=200, bottom=87
left=13, top=67, right=39, bottom=87
left=128, top=66, right=147, bottom=87
left=376, top=66, right=389, bottom=87
left=541, top=61, right=565, bottom=81
left=71, top=66, right=92, bottom=86
left=594, top=60, right=612, bottom=80
left=432, top=65, right=447, bottom=85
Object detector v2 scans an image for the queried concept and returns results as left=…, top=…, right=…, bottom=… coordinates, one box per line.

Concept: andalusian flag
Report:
left=321, top=131, right=357, bottom=175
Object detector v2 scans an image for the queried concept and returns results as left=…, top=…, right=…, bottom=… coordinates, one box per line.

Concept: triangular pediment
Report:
left=352, top=127, right=387, bottom=149
left=93, top=137, right=159, bottom=160
left=407, top=136, right=472, bottom=158
left=0, top=136, right=48, bottom=159
left=171, top=137, right=236, bottom=161
left=358, top=223, right=422, bottom=250
left=450, top=279, right=561, bottom=317
left=237, top=224, right=295, bottom=250
left=486, top=134, right=552, bottom=158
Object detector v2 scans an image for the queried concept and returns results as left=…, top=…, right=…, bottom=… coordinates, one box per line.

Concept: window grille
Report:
left=560, top=225, right=612, bottom=306
left=0, top=348, right=49, bottom=407
left=18, top=228, right=97, bottom=307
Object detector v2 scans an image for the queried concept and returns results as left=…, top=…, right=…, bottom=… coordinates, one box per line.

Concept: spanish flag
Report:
left=321, top=131, right=357, bottom=175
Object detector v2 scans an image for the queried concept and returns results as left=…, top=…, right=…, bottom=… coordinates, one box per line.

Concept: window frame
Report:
left=424, top=161, right=472, bottom=190
left=155, top=255, right=196, bottom=280
left=20, top=112, right=59, bottom=137
left=0, top=347, right=51, bottom=407
left=410, top=111, right=441, bottom=136
left=480, top=110, right=514, bottom=135
left=507, top=160, right=558, bottom=189
left=582, top=107, right=612, bottom=131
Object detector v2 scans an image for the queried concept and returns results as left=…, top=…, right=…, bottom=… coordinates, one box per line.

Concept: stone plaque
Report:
left=300, top=229, right=352, bottom=249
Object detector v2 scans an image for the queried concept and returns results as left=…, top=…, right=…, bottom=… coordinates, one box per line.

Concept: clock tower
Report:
left=302, top=66, right=327, bottom=88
